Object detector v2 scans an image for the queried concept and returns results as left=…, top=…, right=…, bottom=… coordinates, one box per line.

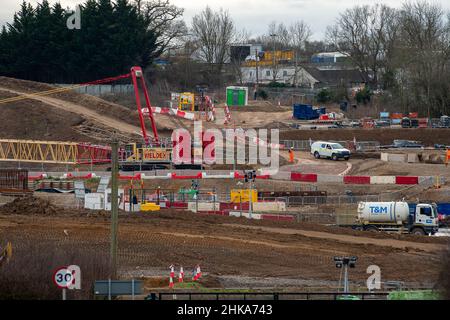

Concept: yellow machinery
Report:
left=120, top=142, right=172, bottom=171
left=0, top=242, right=12, bottom=267
left=178, top=92, right=195, bottom=111
left=230, top=189, right=258, bottom=203
left=141, top=201, right=160, bottom=212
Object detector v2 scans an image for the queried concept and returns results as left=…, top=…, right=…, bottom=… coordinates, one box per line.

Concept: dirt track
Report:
left=0, top=86, right=141, bottom=136
left=0, top=207, right=446, bottom=289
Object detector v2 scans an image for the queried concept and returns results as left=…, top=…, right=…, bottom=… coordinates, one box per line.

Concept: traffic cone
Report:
left=179, top=266, right=184, bottom=283
left=169, top=276, right=174, bottom=288
left=193, top=265, right=202, bottom=281
left=169, top=264, right=175, bottom=278
left=196, top=265, right=202, bottom=280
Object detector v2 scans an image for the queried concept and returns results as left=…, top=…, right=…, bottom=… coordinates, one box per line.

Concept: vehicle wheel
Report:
left=332, top=153, right=338, bottom=161
left=344, top=157, right=350, bottom=161
left=411, top=228, right=425, bottom=236
left=314, top=152, right=320, bottom=159
left=365, top=226, right=378, bottom=232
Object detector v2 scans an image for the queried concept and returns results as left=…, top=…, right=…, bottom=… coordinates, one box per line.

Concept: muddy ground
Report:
left=0, top=197, right=447, bottom=291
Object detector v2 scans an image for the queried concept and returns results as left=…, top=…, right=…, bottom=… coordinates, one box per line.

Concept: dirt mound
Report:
left=0, top=196, right=57, bottom=215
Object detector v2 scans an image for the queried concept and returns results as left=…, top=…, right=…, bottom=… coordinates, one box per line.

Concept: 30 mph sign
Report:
left=53, top=265, right=81, bottom=289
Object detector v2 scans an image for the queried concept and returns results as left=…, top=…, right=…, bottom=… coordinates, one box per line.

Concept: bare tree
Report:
left=397, top=1, right=450, bottom=116
left=326, top=4, right=399, bottom=86
left=288, top=21, right=312, bottom=86
left=136, top=0, right=187, bottom=55
left=191, top=6, right=236, bottom=76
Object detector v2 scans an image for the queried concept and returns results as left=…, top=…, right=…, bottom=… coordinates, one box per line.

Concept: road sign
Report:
left=53, top=265, right=81, bottom=289
left=53, top=267, right=73, bottom=289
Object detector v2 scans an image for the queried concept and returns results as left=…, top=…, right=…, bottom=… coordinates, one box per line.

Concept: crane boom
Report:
left=130, top=66, right=159, bottom=145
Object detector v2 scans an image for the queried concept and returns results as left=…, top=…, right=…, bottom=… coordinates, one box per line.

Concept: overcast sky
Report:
left=1, top=0, right=450, bottom=39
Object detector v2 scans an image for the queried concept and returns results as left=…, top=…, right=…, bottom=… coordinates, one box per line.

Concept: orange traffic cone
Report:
left=169, top=276, right=174, bottom=288
left=179, top=266, right=184, bottom=283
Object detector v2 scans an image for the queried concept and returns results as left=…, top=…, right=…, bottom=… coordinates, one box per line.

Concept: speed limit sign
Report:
left=53, top=265, right=81, bottom=290
left=53, top=267, right=73, bottom=289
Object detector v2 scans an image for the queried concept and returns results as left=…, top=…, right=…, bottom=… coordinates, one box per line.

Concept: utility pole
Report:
left=110, top=136, right=119, bottom=279
left=255, top=48, right=259, bottom=85
left=270, top=33, right=277, bottom=82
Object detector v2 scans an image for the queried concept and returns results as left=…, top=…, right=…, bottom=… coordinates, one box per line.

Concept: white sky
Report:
left=1, top=0, right=450, bottom=39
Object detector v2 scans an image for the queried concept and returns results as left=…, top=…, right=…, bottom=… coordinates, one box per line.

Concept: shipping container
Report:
left=293, top=104, right=323, bottom=120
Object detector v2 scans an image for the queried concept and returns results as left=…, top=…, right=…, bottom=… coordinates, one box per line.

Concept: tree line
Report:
left=0, top=0, right=184, bottom=83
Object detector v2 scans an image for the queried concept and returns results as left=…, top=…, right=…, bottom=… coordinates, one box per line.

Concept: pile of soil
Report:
left=0, top=196, right=57, bottom=215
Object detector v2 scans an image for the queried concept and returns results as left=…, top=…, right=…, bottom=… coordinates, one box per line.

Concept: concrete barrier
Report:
left=229, top=211, right=261, bottom=220
left=253, top=202, right=286, bottom=212
left=291, top=173, right=317, bottom=182
left=344, top=176, right=370, bottom=184
left=187, top=202, right=220, bottom=212
left=370, top=176, right=396, bottom=184
left=395, top=176, right=419, bottom=185
left=317, top=175, right=344, bottom=183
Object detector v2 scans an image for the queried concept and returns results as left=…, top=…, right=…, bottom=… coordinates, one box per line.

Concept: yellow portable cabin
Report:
left=230, top=189, right=258, bottom=203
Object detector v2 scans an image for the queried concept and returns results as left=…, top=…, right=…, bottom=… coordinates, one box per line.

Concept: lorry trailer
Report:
left=352, top=201, right=439, bottom=235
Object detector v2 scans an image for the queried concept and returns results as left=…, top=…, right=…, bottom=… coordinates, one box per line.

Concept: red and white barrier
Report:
left=142, top=107, right=195, bottom=120
left=28, top=171, right=435, bottom=186
left=224, top=104, right=232, bottom=125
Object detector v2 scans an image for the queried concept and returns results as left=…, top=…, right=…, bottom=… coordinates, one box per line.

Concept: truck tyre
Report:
left=332, top=153, right=338, bottom=161
left=411, top=228, right=425, bottom=236
left=314, top=152, right=320, bottom=159
left=344, top=157, right=350, bottom=161
left=365, top=226, right=378, bottom=232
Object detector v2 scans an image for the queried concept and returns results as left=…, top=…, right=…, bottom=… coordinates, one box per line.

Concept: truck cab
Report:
left=408, top=203, right=439, bottom=235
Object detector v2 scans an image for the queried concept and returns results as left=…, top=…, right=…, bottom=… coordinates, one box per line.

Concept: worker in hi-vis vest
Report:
left=289, top=147, right=295, bottom=163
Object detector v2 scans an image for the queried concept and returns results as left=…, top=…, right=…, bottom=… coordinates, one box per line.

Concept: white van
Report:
left=310, top=141, right=351, bottom=161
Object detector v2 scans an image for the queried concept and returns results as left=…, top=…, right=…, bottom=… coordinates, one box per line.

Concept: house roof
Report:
left=302, top=66, right=368, bottom=85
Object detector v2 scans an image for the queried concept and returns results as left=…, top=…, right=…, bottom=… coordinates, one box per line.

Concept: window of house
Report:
left=283, top=70, right=288, bottom=76
left=266, top=70, right=270, bottom=76
left=250, top=71, right=253, bottom=77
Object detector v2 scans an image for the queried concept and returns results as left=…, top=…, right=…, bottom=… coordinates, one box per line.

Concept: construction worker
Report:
left=288, top=147, right=295, bottom=163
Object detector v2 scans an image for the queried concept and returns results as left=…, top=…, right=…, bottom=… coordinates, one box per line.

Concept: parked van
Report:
left=310, top=141, right=350, bottom=161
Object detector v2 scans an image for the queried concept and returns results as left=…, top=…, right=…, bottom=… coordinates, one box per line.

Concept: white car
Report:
left=310, top=141, right=351, bottom=161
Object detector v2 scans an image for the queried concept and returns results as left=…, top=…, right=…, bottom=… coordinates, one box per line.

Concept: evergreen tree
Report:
left=0, top=0, right=165, bottom=83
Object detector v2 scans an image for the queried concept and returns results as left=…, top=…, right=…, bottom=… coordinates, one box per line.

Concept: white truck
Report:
left=353, top=201, right=439, bottom=235
left=310, top=141, right=351, bottom=161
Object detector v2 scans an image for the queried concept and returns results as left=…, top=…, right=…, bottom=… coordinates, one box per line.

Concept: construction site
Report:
left=0, top=65, right=449, bottom=301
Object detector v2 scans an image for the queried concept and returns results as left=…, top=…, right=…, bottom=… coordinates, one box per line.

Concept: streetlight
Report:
left=334, top=256, right=357, bottom=294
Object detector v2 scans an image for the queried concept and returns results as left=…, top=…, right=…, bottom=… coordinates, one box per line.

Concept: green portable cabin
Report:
left=226, top=86, right=248, bottom=106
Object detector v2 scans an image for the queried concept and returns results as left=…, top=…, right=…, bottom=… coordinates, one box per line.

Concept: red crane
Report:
left=130, top=66, right=159, bottom=146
